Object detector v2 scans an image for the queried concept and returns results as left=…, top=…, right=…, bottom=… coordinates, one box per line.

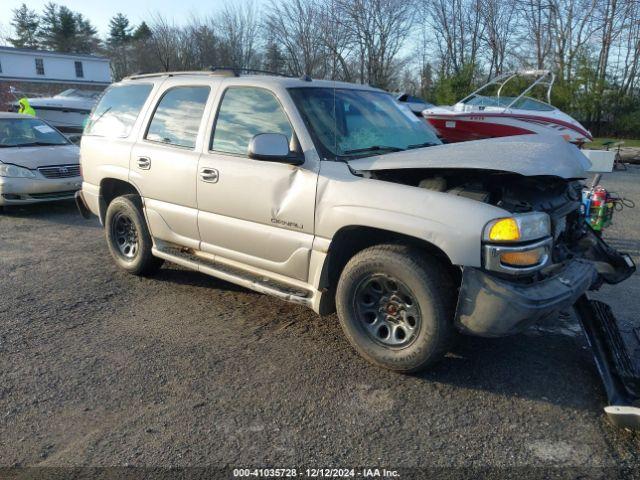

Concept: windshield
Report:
left=0, top=118, right=69, bottom=147
left=289, top=88, right=441, bottom=159
left=463, top=95, right=555, bottom=112
left=56, top=89, right=102, bottom=99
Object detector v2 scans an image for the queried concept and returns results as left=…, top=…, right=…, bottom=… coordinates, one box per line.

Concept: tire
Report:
left=104, top=194, right=163, bottom=276
left=336, top=244, right=456, bottom=373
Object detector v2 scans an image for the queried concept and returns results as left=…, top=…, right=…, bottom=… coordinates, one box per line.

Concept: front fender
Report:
left=315, top=162, right=509, bottom=267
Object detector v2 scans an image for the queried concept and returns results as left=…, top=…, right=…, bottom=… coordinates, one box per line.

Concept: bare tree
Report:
left=265, top=0, right=327, bottom=76
left=420, top=0, right=485, bottom=76
left=516, top=0, right=553, bottom=69
left=480, top=0, right=520, bottom=77
left=547, top=0, right=600, bottom=82
left=216, top=2, right=260, bottom=70
left=337, top=0, right=417, bottom=89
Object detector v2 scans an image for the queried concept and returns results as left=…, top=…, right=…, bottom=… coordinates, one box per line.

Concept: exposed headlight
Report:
left=0, top=163, right=36, bottom=178
left=483, top=212, right=551, bottom=243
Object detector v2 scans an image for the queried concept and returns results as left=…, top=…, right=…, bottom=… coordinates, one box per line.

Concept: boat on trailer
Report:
left=422, top=70, right=593, bottom=145
left=9, top=88, right=102, bottom=135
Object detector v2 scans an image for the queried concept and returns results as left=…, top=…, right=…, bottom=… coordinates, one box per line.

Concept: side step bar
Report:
left=152, top=245, right=315, bottom=308
left=574, top=295, right=640, bottom=429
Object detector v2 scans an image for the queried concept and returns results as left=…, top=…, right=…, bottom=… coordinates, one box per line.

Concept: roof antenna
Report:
left=300, top=74, right=312, bottom=82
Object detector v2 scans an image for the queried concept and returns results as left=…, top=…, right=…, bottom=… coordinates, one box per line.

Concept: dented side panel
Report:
left=196, top=154, right=318, bottom=281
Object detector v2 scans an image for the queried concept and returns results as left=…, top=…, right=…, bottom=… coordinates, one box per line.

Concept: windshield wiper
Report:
left=406, top=142, right=439, bottom=150
left=341, top=145, right=405, bottom=156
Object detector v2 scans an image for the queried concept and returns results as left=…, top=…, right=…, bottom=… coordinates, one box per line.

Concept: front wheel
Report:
left=105, top=194, right=163, bottom=276
left=336, top=244, right=456, bottom=372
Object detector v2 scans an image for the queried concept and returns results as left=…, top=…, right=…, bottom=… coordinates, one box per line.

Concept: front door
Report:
left=197, top=86, right=317, bottom=281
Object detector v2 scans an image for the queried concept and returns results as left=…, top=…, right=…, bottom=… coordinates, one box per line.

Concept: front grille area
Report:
left=38, top=165, right=81, bottom=179
left=28, top=190, right=77, bottom=199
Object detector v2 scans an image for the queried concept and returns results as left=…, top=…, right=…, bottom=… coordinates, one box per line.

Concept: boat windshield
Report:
left=462, top=95, right=555, bottom=111
left=0, top=118, right=69, bottom=147
left=56, top=89, right=102, bottom=99
left=289, top=87, right=441, bottom=159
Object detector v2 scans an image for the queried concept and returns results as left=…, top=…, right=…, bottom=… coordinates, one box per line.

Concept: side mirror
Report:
left=248, top=133, right=303, bottom=165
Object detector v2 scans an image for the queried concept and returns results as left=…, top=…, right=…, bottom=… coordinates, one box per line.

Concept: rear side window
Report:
left=145, top=86, right=210, bottom=148
left=211, top=87, right=292, bottom=155
left=85, top=84, right=152, bottom=138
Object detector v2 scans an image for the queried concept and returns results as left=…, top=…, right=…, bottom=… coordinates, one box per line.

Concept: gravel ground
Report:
left=1, top=167, right=639, bottom=473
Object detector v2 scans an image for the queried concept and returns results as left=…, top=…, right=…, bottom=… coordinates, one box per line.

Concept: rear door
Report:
left=130, top=82, right=214, bottom=249
left=196, top=84, right=318, bottom=281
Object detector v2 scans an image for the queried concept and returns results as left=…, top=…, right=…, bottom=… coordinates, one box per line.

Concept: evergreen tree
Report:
left=107, top=13, right=134, bottom=80
left=132, top=22, right=152, bottom=42
left=74, top=13, right=100, bottom=53
left=263, top=40, right=285, bottom=74
left=108, top=13, right=133, bottom=46
left=37, top=3, right=64, bottom=51
left=36, top=3, right=100, bottom=54
left=9, top=4, right=40, bottom=49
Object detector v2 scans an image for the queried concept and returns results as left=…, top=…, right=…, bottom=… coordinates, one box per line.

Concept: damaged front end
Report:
left=354, top=162, right=634, bottom=336
left=444, top=173, right=635, bottom=337
left=349, top=136, right=638, bottom=427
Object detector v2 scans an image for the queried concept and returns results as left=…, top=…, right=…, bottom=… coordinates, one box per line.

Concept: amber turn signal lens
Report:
left=500, top=248, right=545, bottom=267
left=488, top=218, right=520, bottom=241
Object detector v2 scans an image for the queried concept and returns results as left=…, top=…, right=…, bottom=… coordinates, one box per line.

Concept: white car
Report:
left=0, top=112, right=81, bottom=209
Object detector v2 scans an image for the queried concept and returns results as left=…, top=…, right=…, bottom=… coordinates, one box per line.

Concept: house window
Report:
left=35, top=58, right=44, bottom=75
left=74, top=61, right=84, bottom=78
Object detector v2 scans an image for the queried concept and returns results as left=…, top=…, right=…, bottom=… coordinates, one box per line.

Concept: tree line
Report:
left=5, top=0, right=640, bottom=137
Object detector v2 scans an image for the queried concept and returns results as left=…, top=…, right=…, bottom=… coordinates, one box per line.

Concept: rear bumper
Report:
left=0, top=175, right=82, bottom=206
left=455, top=259, right=598, bottom=337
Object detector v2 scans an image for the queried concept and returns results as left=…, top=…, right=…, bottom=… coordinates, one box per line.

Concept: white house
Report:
left=0, top=46, right=111, bottom=85
left=0, top=46, right=111, bottom=111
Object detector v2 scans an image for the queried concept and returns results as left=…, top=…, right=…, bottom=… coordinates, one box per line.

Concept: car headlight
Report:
left=483, top=212, right=551, bottom=243
left=0, top=163, right=36, bottom=178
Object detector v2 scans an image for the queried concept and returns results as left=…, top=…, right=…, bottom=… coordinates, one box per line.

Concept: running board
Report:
left=152, top=246, right=314, bottom=308
left=574, top=295, right=640, bottom=429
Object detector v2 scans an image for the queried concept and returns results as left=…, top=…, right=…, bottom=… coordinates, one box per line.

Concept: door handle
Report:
left=137, top=156, right=151, bottom=170
left=200, top=167, right=219, bottom=183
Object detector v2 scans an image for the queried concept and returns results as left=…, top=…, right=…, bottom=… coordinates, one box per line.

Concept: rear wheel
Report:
left=105, top=194, right=163, bottom=276
left=336, top=244, right=455, bottom=372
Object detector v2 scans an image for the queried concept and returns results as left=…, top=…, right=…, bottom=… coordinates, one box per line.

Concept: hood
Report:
left=347, top=134, right=591, bottom=179
left=0, top=144, right=80, bottom=169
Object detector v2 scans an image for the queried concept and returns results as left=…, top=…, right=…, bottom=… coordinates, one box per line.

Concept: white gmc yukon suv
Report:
left=77, top=70, right=635, bottom=395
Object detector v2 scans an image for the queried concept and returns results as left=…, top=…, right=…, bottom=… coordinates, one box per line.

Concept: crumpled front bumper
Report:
left=455, top=227, right=636, bottom=337
left=455, top=259, right=599, bottom=337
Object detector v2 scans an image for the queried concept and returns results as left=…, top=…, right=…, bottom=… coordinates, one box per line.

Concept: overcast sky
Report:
left=1, top=0, right=261, bottom=38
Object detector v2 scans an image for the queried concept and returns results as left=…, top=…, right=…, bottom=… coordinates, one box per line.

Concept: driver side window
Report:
left=211, top=87, right=293, bottom=156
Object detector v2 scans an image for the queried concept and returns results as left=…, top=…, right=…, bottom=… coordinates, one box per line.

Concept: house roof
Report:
left=0, top=46, right=109, bottom=61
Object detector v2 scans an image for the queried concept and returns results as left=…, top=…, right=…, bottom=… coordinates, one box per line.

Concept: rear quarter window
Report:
left=84, top=83, right=153, bottom=138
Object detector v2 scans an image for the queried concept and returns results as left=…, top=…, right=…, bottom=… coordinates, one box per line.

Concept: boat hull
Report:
left=425, top=112, right=593, bottom=145
left=31, top=107, right=90, bottom=134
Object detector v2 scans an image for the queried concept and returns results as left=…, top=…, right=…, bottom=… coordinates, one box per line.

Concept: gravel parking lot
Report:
left=1, top=167, right=639, bottom=472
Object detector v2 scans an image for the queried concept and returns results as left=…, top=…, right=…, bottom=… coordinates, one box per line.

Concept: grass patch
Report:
left=586, top=138, right=640, bottom=149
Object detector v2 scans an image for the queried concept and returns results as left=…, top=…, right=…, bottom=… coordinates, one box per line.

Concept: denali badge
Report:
left=271, top=218, right=303, bottom=230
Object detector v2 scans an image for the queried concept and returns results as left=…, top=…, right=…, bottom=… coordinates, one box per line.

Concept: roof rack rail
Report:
left=125, top=67, right=304, bottom=81
left=209, top=66, right=296, bottom=78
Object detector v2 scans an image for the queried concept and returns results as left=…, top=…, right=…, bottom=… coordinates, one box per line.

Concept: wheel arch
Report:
left=98, top=178, right=141, bottom=224
left=314, top=225, right=460, bottom=315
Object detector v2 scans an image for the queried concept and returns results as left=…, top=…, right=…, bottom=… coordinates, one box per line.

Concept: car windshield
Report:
left=289, top=88, right=441, bottom=159
left=0, top=118, right=69, bottom=147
